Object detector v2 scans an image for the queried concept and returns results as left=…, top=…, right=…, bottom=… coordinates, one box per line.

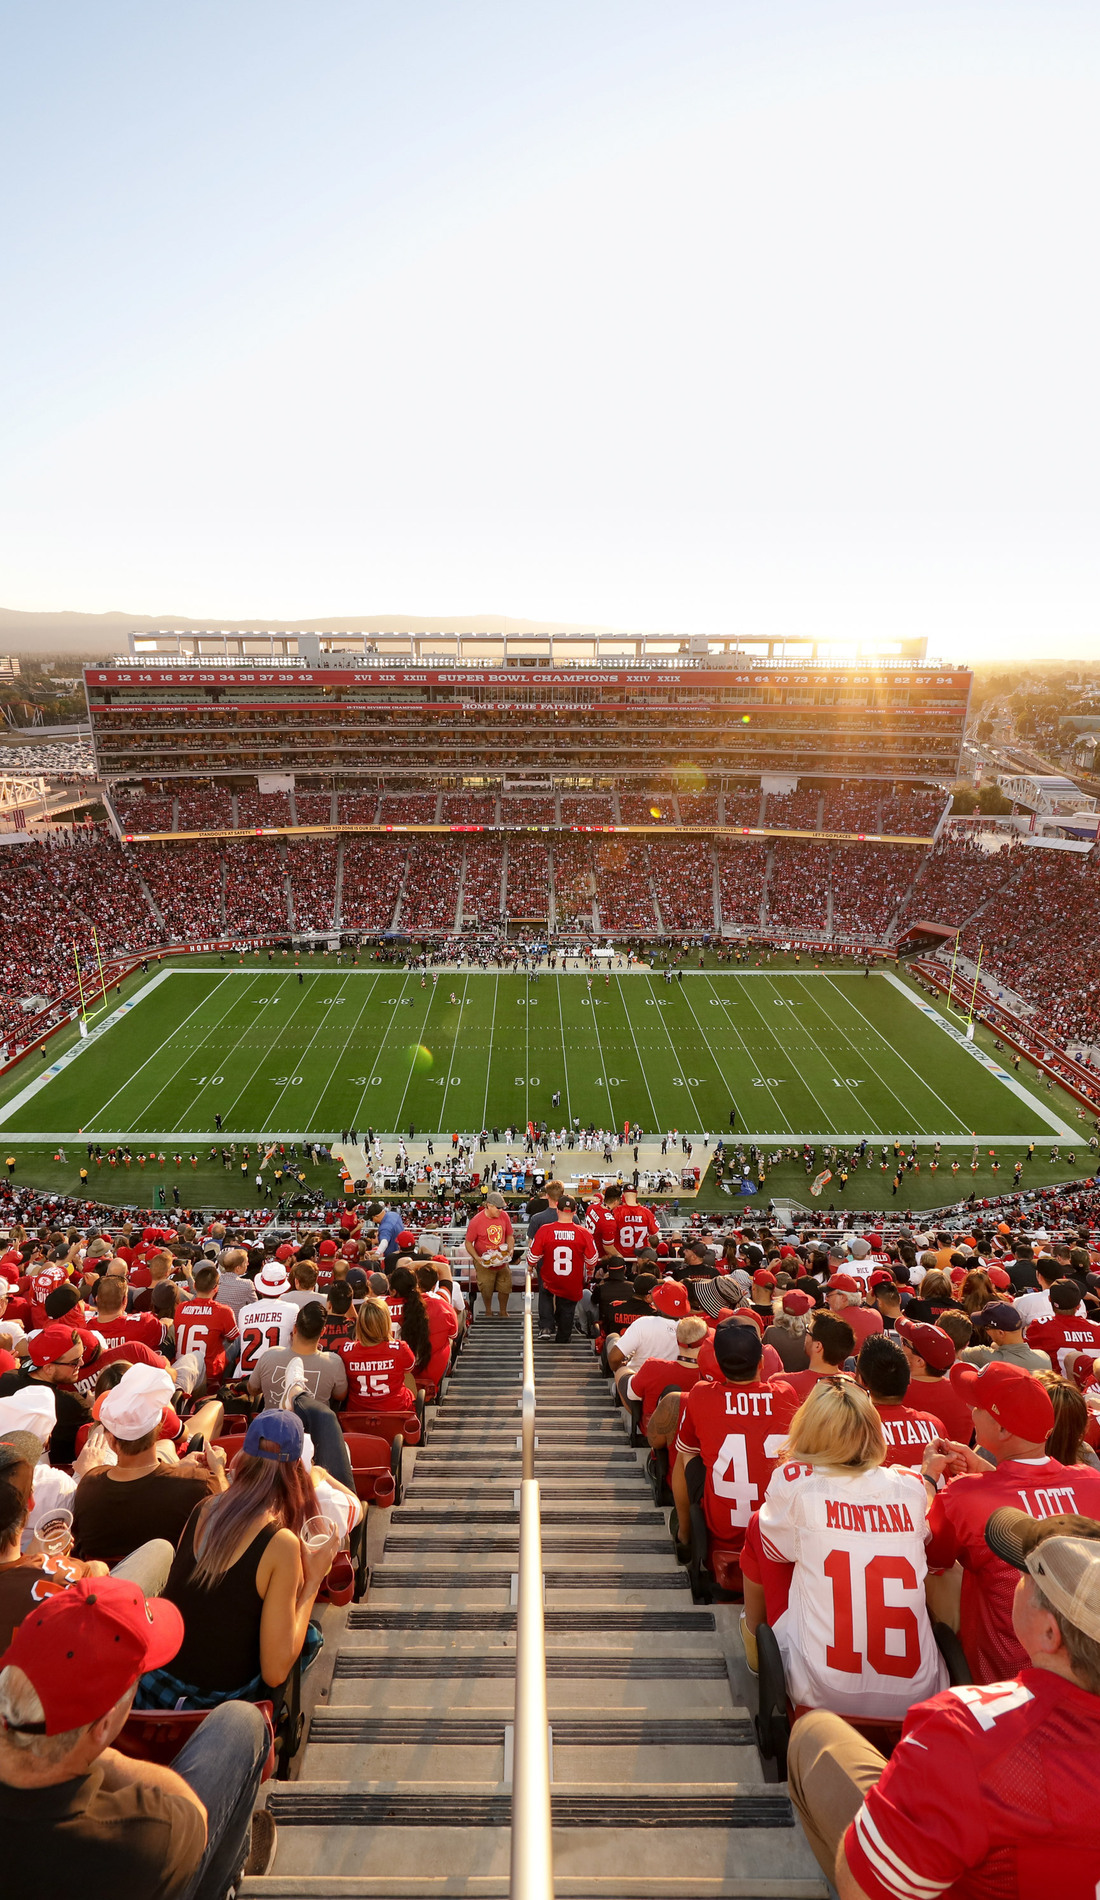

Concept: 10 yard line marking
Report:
left=80, top=973, right=238, bottom=1131
left=213, top=976, right=331, bottom=1132
left=801, top=976, right=939, bottom=1137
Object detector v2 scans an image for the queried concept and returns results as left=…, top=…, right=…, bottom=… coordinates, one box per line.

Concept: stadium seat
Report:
left=343, top=1429, right=404, bottom=1510
left=117, top=1701, right=277, bottom=1783
left=645, top=1445, right=673, bottom=1507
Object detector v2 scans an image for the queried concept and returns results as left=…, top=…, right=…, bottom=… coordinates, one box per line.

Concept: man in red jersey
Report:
left=856, top=1335, right=945, bottom=1467
left=526, top=1196, right=598, bottom=1343
left=612, top=1189, right=660, bottom=1264
left=924, top=1360, right=1100, bottom=1682
left=171, top=1264, right=241, bottom=1386
left=91, top=1273, right=163, bottom=1356
left=673, top=1319, right=798, bottom=1558
left=776, top=1310, right=855, bottom=1402
left=584, top=1183, right=622, bottom=1260
left=1026, top=1277, right=1100, bottom=1376
left=895, top=1316, right=974, bottom=1442
left=787, top=1508, right=1100, bottom=1896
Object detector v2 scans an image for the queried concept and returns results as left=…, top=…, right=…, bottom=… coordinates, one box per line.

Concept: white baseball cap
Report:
left=0, top=1386, right=56, bottom=1449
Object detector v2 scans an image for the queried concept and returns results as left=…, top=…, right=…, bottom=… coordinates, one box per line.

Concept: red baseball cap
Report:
left=0, top=1577, right=182, bottom=1733
left=752, top=1269, right=776, bottom=1288
left=869, top=1270, right=895, bottom=1290
left=986, top=1266, right=1012, bottom=1290
left=27, top=1323, right=83, bottom=1369
left=896, top=1316, right=955, bottom=1373
left=396, top=1230, right=418, bottom=1250
left=318, top=1239, right=338, bottom=1258
left=651, top=1280, right=690, bottom=1317
left=827, top=1273, right=859, bottom=1293
left=950, top=1360, right=1055, bottom=1441
left=275, top=1242, right=295, bottom=1263
left=781, top=1289, right=814, bottom=1316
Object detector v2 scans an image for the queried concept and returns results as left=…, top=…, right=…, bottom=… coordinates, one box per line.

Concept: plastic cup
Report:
left=301, top=1514, right=338, bottom=1551
left=35, top=1509, right=73, bottom=1557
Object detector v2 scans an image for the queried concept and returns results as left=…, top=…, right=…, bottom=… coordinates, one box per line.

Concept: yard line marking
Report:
left=583, top=981, right=619, bottom=1129
left=348, top=974, right=415, bottom=1130
left=304, top=974, right=382, bottom=1130
left=437, top=974, right=470, bottom=1133
left=739, top=976, right=837, bottom=1131
left=83, top=973, right=240, bottom=1131
left=640, top=976, right=705, bottom=1128
left=393, top=983, right=438, bottom=1133
left=213, top=975, right=331, bottom=1133
left=801, top=975, right=939, bottom=1136
left=0, top=970, right=178, bottom=1129
left=822, top=973, right=983, bottom=1134
left=141, top=976, right=276, bottom=1135
left=676, top=976, right=756, bottom=1132
left=881, top=972, right=1075, bottom=1138
left=264, top=972, right=359, bottom=1130
left=615, top=979, right=660, bottom=1129
left=481, top=974, right=500, bottom=1132
left=554, top=972, right=573, bottom=1128
left=700, top=974, right=789, bottom=1130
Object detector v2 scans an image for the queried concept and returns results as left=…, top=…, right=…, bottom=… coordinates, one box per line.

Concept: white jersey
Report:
left=237, top=1298, right=299, bottom=1377
left=758, top=1458, right=947, bottom=1720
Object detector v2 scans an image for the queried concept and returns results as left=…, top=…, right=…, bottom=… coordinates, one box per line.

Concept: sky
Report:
left=1, top=1, right=1098, bottom=662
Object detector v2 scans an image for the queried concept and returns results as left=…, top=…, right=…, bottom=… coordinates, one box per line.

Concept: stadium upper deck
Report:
left=85, top=630, right=970, bottom=799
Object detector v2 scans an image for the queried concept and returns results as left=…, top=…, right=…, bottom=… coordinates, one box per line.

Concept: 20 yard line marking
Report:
left=264, top=973, right=359, bottom=1130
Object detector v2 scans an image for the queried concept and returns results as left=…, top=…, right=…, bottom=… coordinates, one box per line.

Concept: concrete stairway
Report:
left=247, top=1317, right=827, bottom=1899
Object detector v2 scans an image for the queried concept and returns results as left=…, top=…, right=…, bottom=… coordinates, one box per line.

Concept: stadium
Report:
left=4, top=626, right=1100, bottom=1898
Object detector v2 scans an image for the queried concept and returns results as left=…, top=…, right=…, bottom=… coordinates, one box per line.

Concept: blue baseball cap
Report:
left=243, top=1409, right=304, bottom=1463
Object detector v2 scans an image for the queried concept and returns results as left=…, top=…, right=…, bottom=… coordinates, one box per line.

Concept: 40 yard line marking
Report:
left=555, top=974, right=573, bottom=1127
left=615, top=978, right=660, bottom=1129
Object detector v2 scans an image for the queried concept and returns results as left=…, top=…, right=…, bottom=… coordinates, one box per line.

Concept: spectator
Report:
left=319, top=1282, right=356, bottom=1352
left=172, top=1266, right=240, bottom=1388
left=285, top=1262, right=321, bottom=1314
left=672, top=1317, right=798, bottom=1579
left=894, top=1317, right=973, bottom=1442
left=0, top=1325, right=91, bottom=1468
left=826, top=1274, right=883, bottom=1349
left=526, top=1196, right=598, bottom=1345
left=762, top=1288, right=814, bottom=1372
left=1027, top=1279, right=1100, bottom=1375
left=137, top=1410, right=340, bottom=1710
left=464, top=1192, right=515, bottom=1318
left=247, top=1302, right=352, bottom=1486
left=337, top=1296, right=418, bottom=1419
left=412, top=1263, right=459, bottom=1388
left=215, top=1247, right=256, bottom=1319
left=607, top=1282, right=683, bottom=1391
left=0, top=1575, right=273, bottom=1897
left=751, top=1381, right=947, bottom=1718
left=788, top=1511, right=1100, bottom=1891
left=961, top=1301, right=1053, bottom=1373
left=925, top=1361, right=1100, bottom=1681
left=856, top=1335, right=945, bottom=1467
left=628, top=1315, right=708, bottom=1444
left=73, top=1367, right=227, bottom=1566
left=776, top=1311, right=855, bottom=1402
left=1038, top=1372, right=1100, bottom=1470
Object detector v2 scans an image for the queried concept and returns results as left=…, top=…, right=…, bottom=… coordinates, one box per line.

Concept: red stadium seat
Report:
left=118, top=1701, right=277, bottom=1781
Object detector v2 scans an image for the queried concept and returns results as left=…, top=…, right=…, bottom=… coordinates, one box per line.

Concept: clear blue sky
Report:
left=1, top=1, right=1098, bottom=660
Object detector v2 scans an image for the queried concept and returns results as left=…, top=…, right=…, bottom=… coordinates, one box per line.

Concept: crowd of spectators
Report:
left=649, top=840, right=714, bottom=930
left=292, top=792, right=335, bottom=825
left=560, top=795, right=613, bottom=825
left=827, top=843, right=917, bottom=938
left=336, top=793, right=379, bottom=824
left=235, top=790, right=292, bottom=829
left=765, top=842, right=832, bottom=929
left=500, top=796, right=557, bottom=826
left=377, top=793, right=438, bottom=824
left=441, top=794, right=496, bottom=823
left=339, top=838, right=407, bottom=930
left=717, top=840, right=770, bottom=926
left=114, top=791, right=176, bottom=832
left=459, top=837, right=505, bottom=925
left=400, top=839, right=460, bottom=931
left=548, top=836, right=593, bottom=925
left=505, top=839, right=551, bottom=920
left=762, top=788, right=822, bottom=830
left=175, top=786, right=234, bottom=832
left=676, top=794, right=721, bottom=825
left=618, top=793, right=675, bottom=824
left=133, top=843, right=224, bottom=939
left=594, top=840, right=658, bottom=930
left=285, top=841, right=338, bottom=932
left=222, top=840, right=290, bottom=936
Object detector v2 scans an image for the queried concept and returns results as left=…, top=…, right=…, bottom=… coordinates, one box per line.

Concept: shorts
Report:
left=476, top=1264, right=512, bottom=1301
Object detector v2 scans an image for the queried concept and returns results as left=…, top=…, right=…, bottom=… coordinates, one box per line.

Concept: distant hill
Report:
left=0, top=609, right=628, bottom=661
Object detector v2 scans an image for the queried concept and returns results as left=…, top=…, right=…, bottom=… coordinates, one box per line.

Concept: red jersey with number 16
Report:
left=526, top=1221, right=598, bottom=1300
left=675, top=1376, right=799, bottom=1548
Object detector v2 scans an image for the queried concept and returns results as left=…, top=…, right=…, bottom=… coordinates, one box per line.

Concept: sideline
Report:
left=882, top=971, right=1075, bottom=1139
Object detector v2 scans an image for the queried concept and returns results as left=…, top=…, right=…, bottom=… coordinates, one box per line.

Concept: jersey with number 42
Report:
left=759, top=1460, right=947, bottom=1720
left=674, top=1376, right=799, bottom=1549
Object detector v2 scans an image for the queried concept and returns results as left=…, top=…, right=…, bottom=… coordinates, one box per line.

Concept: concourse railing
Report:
left=510, top=1269, right=554, bottom=1900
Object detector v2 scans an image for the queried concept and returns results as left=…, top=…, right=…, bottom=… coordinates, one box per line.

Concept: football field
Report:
left=0, top=965, right=1074, bottom=1148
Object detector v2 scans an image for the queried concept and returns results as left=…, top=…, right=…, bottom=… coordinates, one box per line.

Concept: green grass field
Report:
left=0, top=964, right=1078, bottom=1211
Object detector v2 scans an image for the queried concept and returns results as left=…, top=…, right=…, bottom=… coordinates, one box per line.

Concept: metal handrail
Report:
left=510, top=1269, right=554, bottom=1900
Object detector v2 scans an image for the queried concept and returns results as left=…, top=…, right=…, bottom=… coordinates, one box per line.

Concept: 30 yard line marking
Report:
left=393, top=983, right=438, bottom=1133
left=640, top=977, right=706, bottom=1128
left=304, top=973, right=382, bottom=1130
left=348, top=975, right=415, bottom=1130
left=616, top=979, right=660, bottom=1129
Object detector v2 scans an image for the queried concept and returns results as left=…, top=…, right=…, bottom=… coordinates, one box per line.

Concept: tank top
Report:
left=164, top=1505, right=278, bottom=1693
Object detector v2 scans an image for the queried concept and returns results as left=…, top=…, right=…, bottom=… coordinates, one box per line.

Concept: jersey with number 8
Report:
left=758, top=1461, right=947, bottom=1720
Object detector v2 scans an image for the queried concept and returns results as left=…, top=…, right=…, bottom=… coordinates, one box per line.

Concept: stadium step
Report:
left=246, top=1312, right=828, bottom=1900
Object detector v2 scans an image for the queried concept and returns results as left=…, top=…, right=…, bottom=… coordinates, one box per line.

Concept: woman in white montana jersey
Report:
left=758, top=1381, right=947, bottom=1721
